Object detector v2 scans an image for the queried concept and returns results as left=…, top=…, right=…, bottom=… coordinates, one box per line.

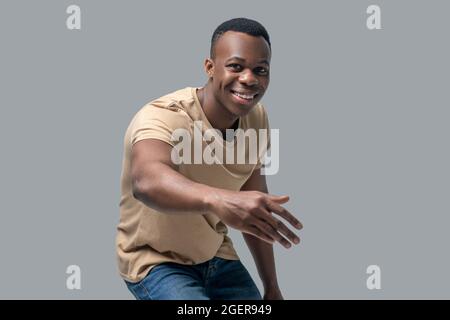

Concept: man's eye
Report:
left=255, top=67, right=268, bottom=75
left=228, top=64, right=242, bottom=71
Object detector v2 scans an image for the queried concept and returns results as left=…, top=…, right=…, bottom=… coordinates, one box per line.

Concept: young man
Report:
left=116, top=18, right=302, bottom=300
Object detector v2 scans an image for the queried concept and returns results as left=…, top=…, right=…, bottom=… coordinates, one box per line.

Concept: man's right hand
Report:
left=205, top=189, right=303, bottom=248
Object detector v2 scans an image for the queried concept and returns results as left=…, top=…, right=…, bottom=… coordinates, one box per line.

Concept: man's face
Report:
left=206, top=31, right=271, bottom=117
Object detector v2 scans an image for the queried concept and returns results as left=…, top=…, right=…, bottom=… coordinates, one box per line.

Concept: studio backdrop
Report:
left=0, top=0, right=449, bottom=299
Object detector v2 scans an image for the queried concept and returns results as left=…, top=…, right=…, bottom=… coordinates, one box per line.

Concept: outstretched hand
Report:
left=206, top=189, right=303, bottom=248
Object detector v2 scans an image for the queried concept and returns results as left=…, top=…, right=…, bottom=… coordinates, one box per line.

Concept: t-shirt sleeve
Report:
left=255, top=105, right=271, bottom=170
left=129, top=104, right=191, bottom=147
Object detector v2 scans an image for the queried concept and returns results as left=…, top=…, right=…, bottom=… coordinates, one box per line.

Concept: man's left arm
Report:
left=240, top=168, right=299, bottom=300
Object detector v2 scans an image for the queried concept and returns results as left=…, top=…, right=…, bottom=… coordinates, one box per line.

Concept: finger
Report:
left=265, top=200, right=303, bottom=230
left=253, top=219, right=292, bottom=249
left=266, top=194, right=290, bottom=204
left=260, top=210, right=300, bottom=245
left=247, top=216, right=279, bottom=244
left=248, top=206, right=299, bottom=246
left=246, top=226, right=274, bottom=245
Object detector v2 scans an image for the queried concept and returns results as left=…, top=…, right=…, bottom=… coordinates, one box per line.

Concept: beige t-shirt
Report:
left=116, top=87, right=270, bottom=283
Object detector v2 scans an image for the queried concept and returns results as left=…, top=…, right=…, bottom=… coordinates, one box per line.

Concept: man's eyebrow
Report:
left=225, top=56, right=270, bottom=65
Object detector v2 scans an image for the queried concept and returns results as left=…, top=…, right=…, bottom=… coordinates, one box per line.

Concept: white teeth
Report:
left=232, top=91, right=255, bottom=100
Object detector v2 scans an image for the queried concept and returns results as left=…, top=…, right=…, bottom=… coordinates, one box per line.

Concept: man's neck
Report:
left=196, top=83, right=239, bottom=134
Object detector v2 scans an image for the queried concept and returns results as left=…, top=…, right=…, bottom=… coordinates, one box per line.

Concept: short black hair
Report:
left=210, top=17, right=271, bottom=58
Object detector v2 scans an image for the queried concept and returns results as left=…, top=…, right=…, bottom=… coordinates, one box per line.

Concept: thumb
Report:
left=267, top=194, right=290, bottom=204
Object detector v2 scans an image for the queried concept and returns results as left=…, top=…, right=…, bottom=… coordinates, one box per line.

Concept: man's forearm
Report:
left=243, top=232, right=279, bottom=290
left=133, top=162, right=216, bottom=215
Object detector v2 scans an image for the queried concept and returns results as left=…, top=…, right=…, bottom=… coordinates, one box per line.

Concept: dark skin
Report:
left=131, top=31, right=303, bottom=300
left=197, top=31, right=271, bottom=133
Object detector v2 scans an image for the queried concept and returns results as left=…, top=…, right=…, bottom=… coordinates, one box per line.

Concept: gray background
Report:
left=0, top=0, right=449, bottom=299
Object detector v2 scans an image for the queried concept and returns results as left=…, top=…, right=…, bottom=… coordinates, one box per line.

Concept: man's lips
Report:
left=229, top=89, right=260, bottom=106
left=230, top=89, right=259, bottom=100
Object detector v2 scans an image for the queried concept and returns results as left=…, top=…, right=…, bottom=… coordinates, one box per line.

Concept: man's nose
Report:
left=239, top=69, right=258, bottom=86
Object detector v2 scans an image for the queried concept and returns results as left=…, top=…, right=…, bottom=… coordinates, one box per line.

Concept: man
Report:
left=116, top=17, right=302, bottom=300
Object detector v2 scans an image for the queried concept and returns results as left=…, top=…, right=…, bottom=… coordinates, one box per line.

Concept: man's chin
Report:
left=228, top=104, right=256, bottom=117
left=228, top=97, right=260, bottom=113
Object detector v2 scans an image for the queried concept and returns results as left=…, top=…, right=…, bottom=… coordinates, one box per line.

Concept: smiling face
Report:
left=205, top=31, right=271, bottom=117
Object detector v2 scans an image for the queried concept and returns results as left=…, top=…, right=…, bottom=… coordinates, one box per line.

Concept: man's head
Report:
left=204, top=18, right=271, bottom=117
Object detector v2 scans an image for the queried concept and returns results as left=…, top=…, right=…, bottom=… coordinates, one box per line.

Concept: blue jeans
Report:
left=125, top=257, right=262, bottom=300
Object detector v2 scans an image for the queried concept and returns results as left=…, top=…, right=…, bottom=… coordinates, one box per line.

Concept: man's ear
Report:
left=204, top=58, right=214, bottom=78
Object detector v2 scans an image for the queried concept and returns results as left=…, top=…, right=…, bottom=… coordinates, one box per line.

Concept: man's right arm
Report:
left=131, top=139, right=302, bottom=247
left=131, top=138, right=211, bottom=215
